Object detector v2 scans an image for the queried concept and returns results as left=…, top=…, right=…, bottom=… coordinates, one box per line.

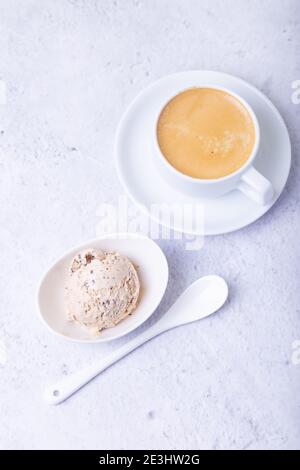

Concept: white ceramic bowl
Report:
left=37, top=233, right=169, bottom=343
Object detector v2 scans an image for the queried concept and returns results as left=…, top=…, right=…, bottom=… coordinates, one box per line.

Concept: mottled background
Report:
left=0, top=0, right=299, bottom=450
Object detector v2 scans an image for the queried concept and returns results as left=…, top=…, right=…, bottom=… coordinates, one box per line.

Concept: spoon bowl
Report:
left=37, top=233, right=169, bottom=343
left=159, top=275, right=229, bottom=329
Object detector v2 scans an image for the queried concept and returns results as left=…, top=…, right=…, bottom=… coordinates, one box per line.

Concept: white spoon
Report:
left=45, top=275, right=228, bottom=405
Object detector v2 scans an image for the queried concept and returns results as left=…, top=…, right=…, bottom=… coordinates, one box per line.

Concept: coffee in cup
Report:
left=157, top=87, right=256, bottom=179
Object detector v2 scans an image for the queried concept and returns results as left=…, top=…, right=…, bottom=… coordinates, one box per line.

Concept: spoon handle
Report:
left=44, top=321, right=169, bottom=405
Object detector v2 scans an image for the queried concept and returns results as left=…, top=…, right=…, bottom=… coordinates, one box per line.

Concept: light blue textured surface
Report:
left=0, top=0, right=299, bottom=450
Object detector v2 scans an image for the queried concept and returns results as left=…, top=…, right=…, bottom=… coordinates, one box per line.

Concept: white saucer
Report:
left=115, top=71, right=291, bottom=235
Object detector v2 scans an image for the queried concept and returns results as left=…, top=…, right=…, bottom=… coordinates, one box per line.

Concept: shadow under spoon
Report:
left=44, top=275, right=228, bottom=405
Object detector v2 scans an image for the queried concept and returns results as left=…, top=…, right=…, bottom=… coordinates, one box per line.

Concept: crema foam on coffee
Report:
left=157, top=87, right=256, bottom=179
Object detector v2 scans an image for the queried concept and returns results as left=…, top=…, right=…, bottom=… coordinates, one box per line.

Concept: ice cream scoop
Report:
left=65, top=249, right=140, bottom=335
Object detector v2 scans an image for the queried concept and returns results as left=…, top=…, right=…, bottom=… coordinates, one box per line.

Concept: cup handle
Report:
left=237, top=166, right=274, bottom=205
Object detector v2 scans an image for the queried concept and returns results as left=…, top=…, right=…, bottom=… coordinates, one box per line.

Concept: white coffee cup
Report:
left=153, top=86, right=274, bottom=205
